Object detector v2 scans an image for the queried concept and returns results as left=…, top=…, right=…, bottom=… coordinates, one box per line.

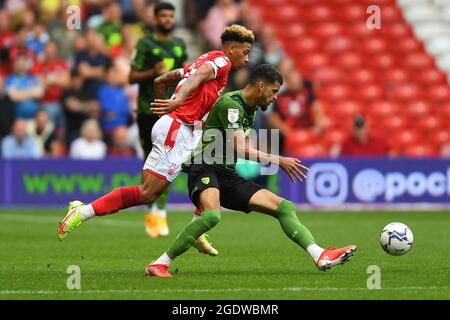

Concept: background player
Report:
left=146, top=65, right=357, bottom=277
left=129, top=2, right=187, bottom=238
left=58, top=25, right=255, bottom=257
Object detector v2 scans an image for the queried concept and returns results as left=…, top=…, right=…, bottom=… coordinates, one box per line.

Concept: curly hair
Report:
left=221, top=24, right=255, bottom=45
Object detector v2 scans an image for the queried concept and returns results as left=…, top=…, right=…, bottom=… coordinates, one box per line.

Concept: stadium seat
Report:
left=323, top=128, right=348, bottom=146
left=392, top=37, right=424, bottom=53
left=319, top=84, right=353, bottom=100
left=391, top=83, right=424, bottom=100
left=335, top=52, right=365, bottom=69
left=405, top=100, right=431, bottom=117
left=403, top=144, right=437, bottom=157
left=311, top=67, right=343, bottom=85
left=417, top=69, right=448, bottom=86
left=356, top=84, right=385, bottom=100
left=349, top=69, right=376, bottom=83
left=338, top=4, right=367, bottom=21
left=428, top=84, right=450, bottom=102
left=334, top=100, right=363, bottom=116
left=368, top=100, right=401, bottom=118
left=404, top=52, right=435, bottom=69
left=370, top=53, right=397, bottom=69
left=428, top=129, right=450, bottom=146
left=417, top=115, right=443, bottom=131
left=425, top=37, right=450, bottom=56
left=382, top=22, right=413, bottom=39
left=323, top=36, right=355, bottom=53
left=311, top=22, right=345, bottom=38
left=363, top=37, right=389, bottom=53
left=381, top=68, right=412, bottom=83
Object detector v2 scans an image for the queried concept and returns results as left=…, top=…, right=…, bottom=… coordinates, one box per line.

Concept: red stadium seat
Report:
left=334, top=100, right=363, bottom=116
left=289, top=37, right=321, bottom=53
left=392, top=37, right=424, bottom=54
left=382, top=22, right=413, bottom=39
left=381, top=115, right=409, bottom=130
left=339, top=4, right=366, bottom=22
left=277, top=23, right=308, bottom=41
left=305, top=5, right=336, bottom=22
left=261, top=6, right=301, bottom=23
left=403, top=145, right=437, bottom=157
left=368, top=100, right=401, bottom=118
left=404, top=52, right=435, bottom=70
left=363, top=37, right=389, bottom=52
left=350, top=21, right=377, bottom=38
left=417, top=69, right=448, bottom=86
left=393, top=129, right=422, bottom=145
left=405, top=100, right=431, bottom=117
left=311, top=67, right=344, bottom=85
left=320, top=84, right=353, bottom=100
left=349, top=69, right=376, bottom=83
left=335, top=52, right=365, bottom=69
left=429, top=129, right=450, bottom=145
left=323, top=128, right=348, bottom=146
left=356, top=84, right=385, bottom=100
left=378, top=5, right=403, bottom=22
left=428, top=85, right=450, bottom=102
left=390, top=83, right=424, bottom=100
left=323, top=35, right=355, bottom=53
left=417, top=115, right=443, bottom=131
left=298, top=52, right=330, bottom=69
left=370, top=53, right=397, bottom=69
left=290, top=143, right=327, bottom=158
left=381, top=68, right=411, bottom=83
left=312, top=22, right=345, bottom=38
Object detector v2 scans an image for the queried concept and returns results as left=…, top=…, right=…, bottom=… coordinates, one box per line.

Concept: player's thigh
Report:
left=140, top=170, right=171, bottom=203
left=220, top=176, right=264, bottom=213
left=187, top=164, right=221, bottom=212
left=248, top=189, right=285, bottom=217
left=137, top=113, right=159, bottom=156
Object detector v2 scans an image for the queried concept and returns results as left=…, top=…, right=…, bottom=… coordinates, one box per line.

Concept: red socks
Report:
left=92, top=186, right=141, bottom=216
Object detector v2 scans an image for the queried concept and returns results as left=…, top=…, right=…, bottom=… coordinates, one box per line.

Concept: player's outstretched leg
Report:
left=249, top=190, right=357, bottom=271
left=191, top=208, right=219, bottom=256
left=145, top=189, right=221, bottom=277
left=58, top=171, right=169, bottom=240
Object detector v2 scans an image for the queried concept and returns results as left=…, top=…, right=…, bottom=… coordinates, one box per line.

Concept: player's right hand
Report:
left=279, top=157, right=309, bottom=183
left=155, top=61, right=168, bottom=75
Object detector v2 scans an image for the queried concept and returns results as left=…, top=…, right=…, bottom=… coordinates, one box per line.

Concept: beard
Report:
left=156, top=24, right=174, bottom=35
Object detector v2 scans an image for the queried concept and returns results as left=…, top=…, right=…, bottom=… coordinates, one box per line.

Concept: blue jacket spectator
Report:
left=5, top=57, right=43, bottom=119
left=2, top=119, right=39, bottom=159
left=98, top=66, right=130, bottom=133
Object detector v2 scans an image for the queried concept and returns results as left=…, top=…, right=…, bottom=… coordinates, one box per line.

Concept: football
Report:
left=380, top=222, right=414, bottom=256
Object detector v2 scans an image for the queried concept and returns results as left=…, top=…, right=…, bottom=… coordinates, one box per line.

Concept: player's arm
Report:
left=232, top=130, right=309, bottom=183
left=153, top=68, right=184, bottom=99
left=151, top=63, right=215, bottom=115
left=128, top=61, right=167, bottom=84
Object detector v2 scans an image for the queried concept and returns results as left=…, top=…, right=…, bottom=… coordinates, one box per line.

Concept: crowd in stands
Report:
left=1, top=0, right=445, bottom=160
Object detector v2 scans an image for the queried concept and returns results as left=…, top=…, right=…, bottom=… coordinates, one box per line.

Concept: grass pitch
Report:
left=0, top=209, right=449, bottom=300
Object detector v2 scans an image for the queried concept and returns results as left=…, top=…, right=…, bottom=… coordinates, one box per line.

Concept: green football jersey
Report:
left=189, top=90, right=258, bottom=172
left=130, top=33, right=187, bottom=114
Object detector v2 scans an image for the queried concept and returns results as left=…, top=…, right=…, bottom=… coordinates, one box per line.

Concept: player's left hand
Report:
left=150, top=98, right=182, bottom=115
left=279, top=157, right=309, bottom=183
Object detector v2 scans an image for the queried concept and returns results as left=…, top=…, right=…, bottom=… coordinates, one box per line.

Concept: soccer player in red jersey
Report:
left=58, top=25, right=254, bottom=255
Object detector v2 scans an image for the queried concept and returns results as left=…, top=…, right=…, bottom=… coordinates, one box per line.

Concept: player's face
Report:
left=258, top=81, right=281, bottom=111
left=229, top=42, right=251, bottom=70
left=155, top=9, right=175, bottom=34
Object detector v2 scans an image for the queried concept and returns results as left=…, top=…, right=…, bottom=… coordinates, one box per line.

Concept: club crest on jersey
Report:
left=168, top=163, right=176, bottom=176
left=201, top=177, right=210, bottom=185
left=228, top=108, right=239, bottom=123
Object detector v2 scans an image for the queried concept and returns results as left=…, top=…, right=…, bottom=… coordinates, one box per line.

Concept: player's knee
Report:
left=201, top=210, right=221, bottom=229
left=275, top=200, right=297, bottom=219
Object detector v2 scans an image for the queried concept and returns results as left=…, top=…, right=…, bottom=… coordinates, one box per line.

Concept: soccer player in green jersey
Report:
left=129, top=2, right=187, bottom=238
left=146, top=65, right=357, bottom=277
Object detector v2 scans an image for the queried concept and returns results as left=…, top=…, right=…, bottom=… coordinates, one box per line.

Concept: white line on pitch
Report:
left=0, top=214, right=140, bottom=227
left=0, top=286, right=448, bottom=295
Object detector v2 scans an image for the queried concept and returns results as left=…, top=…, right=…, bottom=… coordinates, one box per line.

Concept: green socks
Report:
left=276, top=200, right=316, bottom=250
left=167, top=210, right=220, bottom=259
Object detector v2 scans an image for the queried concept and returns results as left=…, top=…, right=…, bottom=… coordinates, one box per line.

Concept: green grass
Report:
left=0, top=209, right=449, bottom=300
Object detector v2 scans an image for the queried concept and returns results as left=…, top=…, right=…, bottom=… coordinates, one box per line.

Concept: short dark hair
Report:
left=154, top=2, right=175, bottom=16
left=221, top=24, right=255, bottom=45
left=249, top=64, right=283, bottom=86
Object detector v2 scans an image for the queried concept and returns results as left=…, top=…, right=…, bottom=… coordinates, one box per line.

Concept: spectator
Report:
left=73, top=29, right=110, bottom=100
left=8, top=28, right=39, bottom=74
left=108, top=125, right=136, bottom=157
left=69, top=119, right=107, bottom=160
left=0, top=69, right=15, bottom=140
left=26, top=109, right=56, bottom=157
left=62, top=72, right=100, bottom=146
left=35, top=41, right=70, bottom=130
left=19, top=10, right=49, bottom=57
left=202, top=0, right=240, bottom=50
left=1, top=119, right=39, bottom=159
left=96, top=1, right=124, bottom=57
left=98, top=65, right=131, bottom=142
left=5, top=56, right=44, bottom=120
left=0, top=10, right=16, bottom=54
left=266, top=69, right=325, bottom=153
left=337, top=115, right=390, bottom=157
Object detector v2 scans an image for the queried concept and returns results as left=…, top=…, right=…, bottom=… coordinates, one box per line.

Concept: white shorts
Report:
left=143, top=115, right=202, bottom=182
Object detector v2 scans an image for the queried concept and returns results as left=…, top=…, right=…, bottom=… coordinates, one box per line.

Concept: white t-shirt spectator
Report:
left=69, top=138, right=107, bottom=160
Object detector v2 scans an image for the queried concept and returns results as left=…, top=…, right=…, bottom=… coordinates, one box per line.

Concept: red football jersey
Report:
left=170, top=50, right=231, bottom=124
left=34, top=59, right=70, bottom=103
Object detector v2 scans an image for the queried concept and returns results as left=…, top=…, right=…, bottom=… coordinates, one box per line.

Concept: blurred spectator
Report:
left=267, top=70, right=325, bottom=153
left=5, top=56, right=44, bottom=120
left=19, top=10, right=49, bottom=57
left=26, top=110, right=56, bottom=157
left=69, top=119, right=107, bottom=160
left=98, top=65, right=131, bottom=142
left=35, top=41, right=70, bottom=130
left=202, top=0, right=240, bottom=50
left=96, top=1, right=123, bottom=57
left=108, top=125, right=136, bottom=157
left=0, top=10, right=16, bottom=52
left=73, top=29, right=110, bottom=100
left=248, top=25, right=284, bottom=69
left=1, top=119, right=39, bottom=159
left=337, top=115, right=390, bottom=157
left=0, top=70, right=15, bottom=140
left=62, top=72, right=100, bottom=145
left=47, top=3, right=82, bottom=61
left=48, top=139, right=67, bottom=158
left=8, top=28, right=39, bottom=74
